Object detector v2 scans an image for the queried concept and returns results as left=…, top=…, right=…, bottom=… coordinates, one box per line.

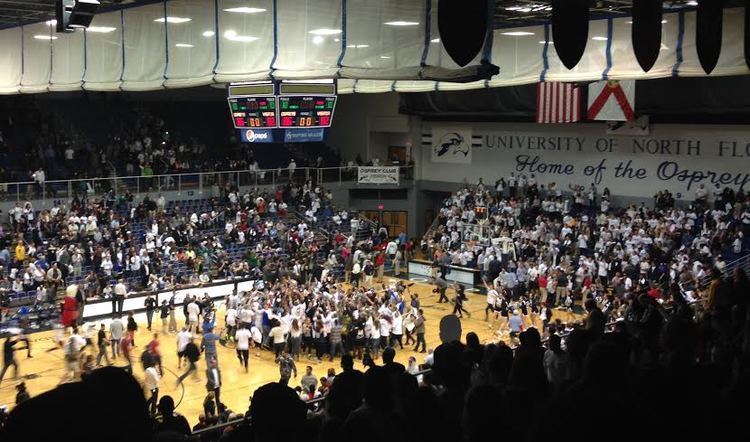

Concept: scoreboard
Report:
left=227, top=81, right=336, bottom=130
left=229, top=97, right=277, bottom=128
left=278, top=96, right=336, bottom=128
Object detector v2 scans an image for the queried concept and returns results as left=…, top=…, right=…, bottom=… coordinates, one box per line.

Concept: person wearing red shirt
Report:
left=375, top=252, right=386, bottom=283
left=538, top=273, right=549, bottom=304
left=120, top=336, right=133, bottom=374
left=647, top=284, right=661, bottom=300
left=147, top=333, right=163, bottom=376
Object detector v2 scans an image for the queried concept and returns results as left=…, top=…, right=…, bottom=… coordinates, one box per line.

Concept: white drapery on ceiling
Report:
left=0, top=1, right=747, bottom=95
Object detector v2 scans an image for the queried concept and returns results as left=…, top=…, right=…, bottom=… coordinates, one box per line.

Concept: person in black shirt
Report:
left=144, top=294, right=157, bottom=331
left=159, top=300, right=170, bottom=334
left=15, top=381, right=30, bottom=404
left=126, top=311, right=138, bottom=346
left=176, top=337, right=200, bottom=384
left=96, top=323, right=111, bottom=366
left=0, top=335, right=25, bottom=383
left=154, top=395, right=191, bottom=437
left=452, top=283, right=471, bottom=318
left=434, top=277, right=449, bottom=303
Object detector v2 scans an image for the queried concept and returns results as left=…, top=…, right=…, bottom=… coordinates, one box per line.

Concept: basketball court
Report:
left=0, top=278, right=581, bottom=424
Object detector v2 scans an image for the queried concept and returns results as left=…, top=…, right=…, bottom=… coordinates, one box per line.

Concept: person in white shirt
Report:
left=145, top=364, right=161, bottom=415
left=390, top=311, right=404, bottom=349
left=113, top=279, right=127, bottom=316
left=369, top=315, right=381, bottom=359
left=379, top=315, right=391, bottom=350
left=186, top=300, right=200, bottom=333
left=176, top=328, right=192, bottom=369
left=235, top=325, right=251, bottom=372
left=393, top=248, right=403, bottom=276
left=225, top=306, right=238, bottom=338
left=484, top=283, right=499, bottom=321
left=62, top=328, right=86, bottom=383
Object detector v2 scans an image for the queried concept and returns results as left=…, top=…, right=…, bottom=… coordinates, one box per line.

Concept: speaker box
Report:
left=438, top=0, right=490, bottom=67
left=56, top=0, right=100, bottom=33
left=631, top=0, right=663, bottom=72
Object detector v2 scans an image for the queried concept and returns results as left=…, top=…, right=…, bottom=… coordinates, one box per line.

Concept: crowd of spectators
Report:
left=0, top=102, right=344, bottom=185
left=0, top=171, right=395, bottom=330
left=423, top=175, right=749, bottom=318
left=3, top=257, right=750, bottom=442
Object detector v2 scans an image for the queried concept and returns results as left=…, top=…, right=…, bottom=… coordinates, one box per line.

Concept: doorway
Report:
left=362, top=210, right=408, bottom=239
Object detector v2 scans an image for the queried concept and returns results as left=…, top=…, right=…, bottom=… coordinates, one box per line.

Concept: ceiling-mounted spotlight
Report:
left=56, top=0, right=100, bottom=33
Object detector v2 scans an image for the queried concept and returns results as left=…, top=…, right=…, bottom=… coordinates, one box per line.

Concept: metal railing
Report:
left=0, top=166, right=414, bottom=205
left=699, top=252, right=750, bottom=287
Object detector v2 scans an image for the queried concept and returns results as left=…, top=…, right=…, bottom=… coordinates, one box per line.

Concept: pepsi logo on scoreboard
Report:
left=239, top=129, right=274, bottom=143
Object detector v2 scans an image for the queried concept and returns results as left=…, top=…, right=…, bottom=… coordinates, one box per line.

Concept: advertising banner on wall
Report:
left=284, top=128, right=325, bottom=143
left=358, top=166, right=400, bottom=185
left=422, top=123, right=750, bottom=199
left=430, top=126, right=474, bottom=164
left=239, top=129, right=274, bottom=143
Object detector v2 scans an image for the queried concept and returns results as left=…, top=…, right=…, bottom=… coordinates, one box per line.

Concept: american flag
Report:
left=536, top=82, right=581, bottom=123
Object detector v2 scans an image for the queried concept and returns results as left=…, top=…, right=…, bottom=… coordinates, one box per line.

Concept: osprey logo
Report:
left=433, top=132, right=470, bottom=158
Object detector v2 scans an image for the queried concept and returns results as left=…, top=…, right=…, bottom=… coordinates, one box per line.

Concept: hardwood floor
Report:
left=0, top=278, right=582, bottom=426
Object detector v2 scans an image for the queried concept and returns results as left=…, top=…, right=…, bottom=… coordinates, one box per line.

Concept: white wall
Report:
left=420, top=122, right=750, bottom=199
left=327, top=92, right=405, bottom=162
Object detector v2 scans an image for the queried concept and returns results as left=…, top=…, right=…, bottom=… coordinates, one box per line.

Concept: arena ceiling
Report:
left=0, top=0, right=733, bottom=31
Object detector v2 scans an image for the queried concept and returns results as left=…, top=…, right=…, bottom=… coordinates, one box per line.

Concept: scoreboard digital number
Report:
left=278, top=96, right=336, bottom=128
left=228, top=97, right=277, bottom=129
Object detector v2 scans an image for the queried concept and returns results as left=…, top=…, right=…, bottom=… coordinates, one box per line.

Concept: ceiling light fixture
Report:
left=223, top=30, right=258, bottom=42
left=202, top=30, right=215, bottom=37
left=308, top=28, right=342, bottom=35
left=384, top=21, right=420, bottom=26
left=175, top=43, right=194, bottom=48
left=501, top=31, right=535, bottom=36
left=86, top=26, right=116, bottom=33
left=154, top=17, right=192, bottom=24
left=591, top=36, right=608, bottom=41
left=34, top=35, right=58, bottom=40
left=223, top=7, right=266, bottom=14
left=626, top=20, right=667, bottom=24
left=505, top=6, right=532, bottom=12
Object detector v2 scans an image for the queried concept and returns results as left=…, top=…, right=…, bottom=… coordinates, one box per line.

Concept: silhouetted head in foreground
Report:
left=1, top=367, right=150, bottom=442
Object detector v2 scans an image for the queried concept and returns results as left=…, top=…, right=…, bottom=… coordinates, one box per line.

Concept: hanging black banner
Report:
left=438, top=0, right=490, bottom=67
left=632, top=0, right=663, bottom=72
left=551, top=0, right=590, bottom=70
left=696, top=0, right=724, bottom=74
